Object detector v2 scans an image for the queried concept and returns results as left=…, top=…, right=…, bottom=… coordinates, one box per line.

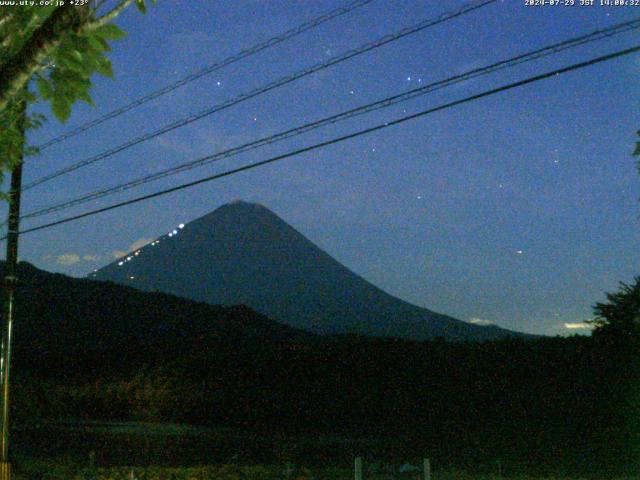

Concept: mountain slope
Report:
left=0, top=261, right=312, bottom=378
left=92, top=201, right=529, bottom=341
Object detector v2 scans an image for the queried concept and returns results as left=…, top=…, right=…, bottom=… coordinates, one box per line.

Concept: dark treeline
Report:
left=4, top=262, right=640, bottom=476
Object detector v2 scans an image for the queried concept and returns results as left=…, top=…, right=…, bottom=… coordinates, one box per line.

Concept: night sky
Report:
left=7, top=0, right=640, bottom=336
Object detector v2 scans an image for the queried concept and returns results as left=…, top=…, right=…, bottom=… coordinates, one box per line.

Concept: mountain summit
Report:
left=92, top=201, right=526, bottom=341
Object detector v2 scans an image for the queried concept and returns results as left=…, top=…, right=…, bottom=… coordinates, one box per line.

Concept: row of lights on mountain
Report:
left=117, top=223, right=185, bottom=267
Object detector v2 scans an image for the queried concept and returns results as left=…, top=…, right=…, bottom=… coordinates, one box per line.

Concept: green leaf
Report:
left=94, top=23, right=127, bottom=41
left=136, top=0, right=147, bottom=14
left=86, top=32, right=109, bottom=53
left=54, top=42, right=91, bottom=75
left=77, top=90, right=95, bottom=107
left=36, top=76, right=53, bottom=100
left=71, top=49, right=83, bottom=62
left=97, top=36, right=112, bottom=52
left=51, top=96, right=71, bottom=122
left=95, top=57, right=114, bottom=78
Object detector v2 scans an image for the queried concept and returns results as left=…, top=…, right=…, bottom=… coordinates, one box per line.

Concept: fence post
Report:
left=423, top=459, right=431, bottom=480
left=355, top=457, right=363, bottom=480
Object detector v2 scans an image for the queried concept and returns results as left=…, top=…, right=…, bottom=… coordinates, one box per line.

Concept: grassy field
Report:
left=10, top=421, right=639, bottom=479
left=14, top=420, right=390, bottom=468
left=10, top=460, right=640, bottom=480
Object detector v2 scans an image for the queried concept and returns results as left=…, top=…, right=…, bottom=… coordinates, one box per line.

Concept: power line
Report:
left=23, top=0, right=498, bottom=191
left=20, top=17, right=640, bottom=221
left=10, top=45, right=640, bottom=239
left=34, top=0, right=376, bottom=151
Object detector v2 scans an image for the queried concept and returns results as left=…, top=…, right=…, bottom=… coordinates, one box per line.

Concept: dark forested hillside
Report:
left=2, top=261, right=638, bottom=476
left=3, top=261, right=313, bottom=379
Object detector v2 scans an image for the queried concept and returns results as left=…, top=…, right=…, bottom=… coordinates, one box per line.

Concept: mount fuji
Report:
left=91, top=201, right=528, bottom=341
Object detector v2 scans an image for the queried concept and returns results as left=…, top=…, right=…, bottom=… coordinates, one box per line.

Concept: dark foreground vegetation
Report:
left=12, top=458, right=640, bottom=480
left=4, top=263, right=639, bottom=478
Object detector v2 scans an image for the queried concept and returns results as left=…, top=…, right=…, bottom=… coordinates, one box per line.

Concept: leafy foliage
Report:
left=0, top=89, right=45, bottom=198
left=0, top=1, right=155, bottom=185
left=35, top=25, right=122, bottom=121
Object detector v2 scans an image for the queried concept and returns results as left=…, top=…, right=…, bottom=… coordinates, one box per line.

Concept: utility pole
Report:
left=0, top=100, right=25, bottom=480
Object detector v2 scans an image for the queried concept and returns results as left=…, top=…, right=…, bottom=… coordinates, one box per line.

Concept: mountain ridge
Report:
left=92, top=200, right=532, bottom=341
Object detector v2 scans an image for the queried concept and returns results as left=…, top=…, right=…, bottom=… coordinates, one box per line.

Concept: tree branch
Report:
left=0, top=5, right=86, bottom=114
left=0, top=0, right=135, bottom=115
left=84, top=0, right=134, bottom=31
left=0, top=9, right=57, bottom=65
left=0, top=14, right=18, bottom=51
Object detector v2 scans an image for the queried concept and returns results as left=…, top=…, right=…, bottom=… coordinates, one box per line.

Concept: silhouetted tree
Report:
left=589, top=276, right=640, bottom=339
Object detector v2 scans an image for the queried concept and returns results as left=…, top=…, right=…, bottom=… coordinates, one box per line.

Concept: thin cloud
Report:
left=56, top=253, right=80, bottom=266
left=564, top=322, right=593, bottom=330
left=469, top=317, right=494, bottom=326
left=129, top=238, right=153, bottom=252
left=112, top=238, right=153, bottom=259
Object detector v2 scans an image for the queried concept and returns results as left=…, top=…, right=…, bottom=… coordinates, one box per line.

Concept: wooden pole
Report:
left=0, top=98, right=25, bottom=480
left=354, top=457, right=363, bottom=480
left=423, top=459, right=431, bottom=480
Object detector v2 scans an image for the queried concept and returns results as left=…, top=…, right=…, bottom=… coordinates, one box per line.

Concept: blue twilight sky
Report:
left=6, top=0, right=640, bottom=336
